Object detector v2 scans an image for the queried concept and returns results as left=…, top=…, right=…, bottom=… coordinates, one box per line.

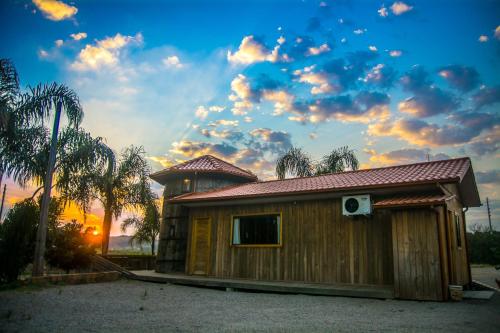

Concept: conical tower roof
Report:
left=150, top=155, right=258, bottom=185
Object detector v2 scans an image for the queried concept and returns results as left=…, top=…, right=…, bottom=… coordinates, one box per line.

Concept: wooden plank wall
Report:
left=187, top=198, right=394, bottom=286
left=391, top=209, right=443, bottom=300
left=443, top=184, right=471, bottom=286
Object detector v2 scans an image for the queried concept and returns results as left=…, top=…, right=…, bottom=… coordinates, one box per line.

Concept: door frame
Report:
left=189, top=217, right=212, bottom=276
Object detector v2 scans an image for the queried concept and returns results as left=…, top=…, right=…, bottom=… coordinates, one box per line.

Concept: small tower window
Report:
left=182, top=178, right=192, bottom=192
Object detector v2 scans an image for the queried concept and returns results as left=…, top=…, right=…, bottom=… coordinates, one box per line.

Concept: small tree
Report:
left=121, top=201, right=161, bottom=255
left=276, top=146, right=359, bottom=180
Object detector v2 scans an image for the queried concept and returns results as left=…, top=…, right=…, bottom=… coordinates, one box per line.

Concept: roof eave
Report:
left=168, top=178, right=461, bottom=204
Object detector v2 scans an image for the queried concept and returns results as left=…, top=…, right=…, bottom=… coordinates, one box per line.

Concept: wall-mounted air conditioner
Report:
left=342, top=195, right=372, bottom=216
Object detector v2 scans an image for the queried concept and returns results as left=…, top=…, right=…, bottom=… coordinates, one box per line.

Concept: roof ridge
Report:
left=253, top=156, right=471, bottom=185
left=205, top=154, right=257, bottom=178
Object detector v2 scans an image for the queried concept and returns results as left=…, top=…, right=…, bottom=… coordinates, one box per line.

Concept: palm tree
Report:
left=276, top=146, right=359, bottom=180
left=121, top=200, right=161, bottom=256
left=63, top=146, right=152, bottom=255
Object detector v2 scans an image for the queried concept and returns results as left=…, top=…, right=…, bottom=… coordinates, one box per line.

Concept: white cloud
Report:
left=195, top=106, right=209, bottom=120
left=32, top=0, right=77, bottom=21
left=195, top=105, right=226, bottom=120
left=163, top=55, right=184, bottom=69
left=227, top=35, right=286, bottom=65
left=478, top=35, right=489, bottom=42
left=307, top=43, right=330, bottom=56
left=55, top=39, right=64, bottom=47
left=229, top=74, right=254, bottom=115
left=391, top=1, right=413, bottom=15
left=369, top=45, right=378, bottom=52
left=378, top=6, right=389, bottom=17
left=296, top=71, right=332, bottom=95
left=38, top=49, right=49, bottom=58
left=495, top=26, right=500, bottom=40
left=208, top=106, right=225, bottom=113
left=353, top=28, right=367, bottom=35
left=71, top=33, right=142, bottom=71
left=70, top=32, right=87, bottom=41
left=208, top=119, right=239, bottom=127
left=389, top=50, right=402, bottom=57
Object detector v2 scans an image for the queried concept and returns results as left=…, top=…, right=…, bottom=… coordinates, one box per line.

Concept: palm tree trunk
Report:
left=151, top=237, right=155, bottom=256
left=33, top=101, right=62, bottom=277
left=101, top=206, right=113, bottom=255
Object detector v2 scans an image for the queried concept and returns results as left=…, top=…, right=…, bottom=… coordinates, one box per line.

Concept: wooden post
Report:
left=32, top=101, right=62, bottom=277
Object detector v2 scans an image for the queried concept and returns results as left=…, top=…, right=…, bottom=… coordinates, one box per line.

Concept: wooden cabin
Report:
left=150, top=155, right=481, bottom=301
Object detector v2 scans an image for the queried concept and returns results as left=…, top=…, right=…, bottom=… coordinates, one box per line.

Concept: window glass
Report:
left=232, top=214, right=280, bottom=245
left=454, top=213, right=462, bottom=248
left=182, top=178, right=191, bottom=192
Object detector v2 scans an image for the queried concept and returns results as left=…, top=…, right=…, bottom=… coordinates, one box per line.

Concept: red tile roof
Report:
left=170, top=157, right=474, bottom=204
left=150, top=155, right=258, bottom=184
left=373, top=193, right=448, bottom=208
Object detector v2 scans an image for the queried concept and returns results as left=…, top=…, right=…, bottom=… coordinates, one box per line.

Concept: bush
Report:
left=0, top=198, right=95, bottom=282
left=0, top=200, right=38, bottom=282
left=467, top=226, right=500, bottom=266
left=46, top=220, right=95, bottom=273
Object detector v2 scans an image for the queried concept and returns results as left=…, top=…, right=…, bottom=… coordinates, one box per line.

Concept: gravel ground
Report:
left=472, top=266, right=500, bottom=290
left=1, top=279, right=499, bottom=333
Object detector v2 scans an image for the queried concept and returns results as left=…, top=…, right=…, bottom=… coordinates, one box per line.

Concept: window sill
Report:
left=231, top=244, right=282, bottom=248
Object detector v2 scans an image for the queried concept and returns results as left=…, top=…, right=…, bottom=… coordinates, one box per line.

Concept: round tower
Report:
left=150, top=155, right=257, bottom=273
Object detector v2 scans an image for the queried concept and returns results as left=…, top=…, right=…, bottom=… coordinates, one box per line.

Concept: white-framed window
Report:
left=232, top=213, right=281, bottom=246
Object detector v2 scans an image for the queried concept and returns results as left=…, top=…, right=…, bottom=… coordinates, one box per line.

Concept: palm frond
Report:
left=17, top=83, right=83, bottom=127
left=0, top=59, right=20, bottom=130
left=275, top=147, right=314, bottom=180
left=316, top=146, right=359, bottom=175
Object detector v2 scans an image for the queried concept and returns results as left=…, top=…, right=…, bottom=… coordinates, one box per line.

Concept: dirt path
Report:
left=1, top=279, right=499, bottom=332
left=472, top=266, right=500, bottom=290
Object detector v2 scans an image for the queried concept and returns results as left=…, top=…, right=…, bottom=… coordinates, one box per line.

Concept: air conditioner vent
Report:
left=342, top=195, right=372, bottom=216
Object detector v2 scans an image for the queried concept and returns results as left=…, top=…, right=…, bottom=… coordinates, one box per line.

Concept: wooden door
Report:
left=189, top=218, right=211, bottom=275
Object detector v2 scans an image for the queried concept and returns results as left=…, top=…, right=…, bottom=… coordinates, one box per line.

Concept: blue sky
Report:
left=1, top=0, right=499, bottom=232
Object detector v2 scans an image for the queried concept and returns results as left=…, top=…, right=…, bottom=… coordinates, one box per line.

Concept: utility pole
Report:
left=486, top=197, right=492, bottom=232
left=0, top=184, right=6, bottom=222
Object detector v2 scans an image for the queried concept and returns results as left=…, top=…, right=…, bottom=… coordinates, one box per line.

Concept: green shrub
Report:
left=0, top=198, right=95, bottom=282
left=0, top=200, right=38, bottom=282
left=46, top=220, right=95, bottom=273
left=467, top=227, right=500, bottom=265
